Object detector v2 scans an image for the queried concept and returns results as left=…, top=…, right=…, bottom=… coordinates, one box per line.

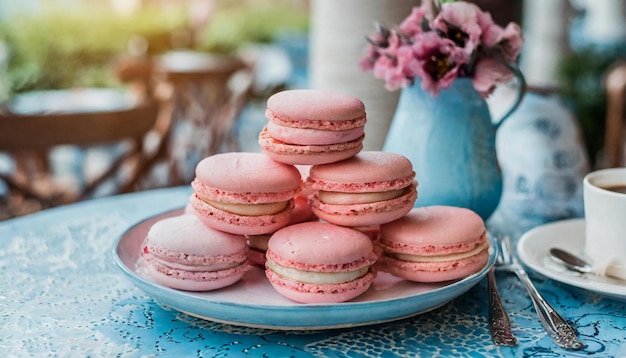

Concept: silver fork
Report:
left=488, top=263, right=517, bottom=346
left=495, top=237, right=586, bottom=351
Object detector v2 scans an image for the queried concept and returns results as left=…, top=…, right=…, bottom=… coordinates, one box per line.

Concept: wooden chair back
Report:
left=0, top=102, right=158, bottom=150
left=604, top=61, right=626, bottom=168
left=0, top=99, right=160, bottom=217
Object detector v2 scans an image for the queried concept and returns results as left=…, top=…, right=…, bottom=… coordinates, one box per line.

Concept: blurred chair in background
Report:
left=603, top=61, right=626, bottom=168
left=149, top=51, right=255, bottom=186
left=0, top=93, right=160, bottom=219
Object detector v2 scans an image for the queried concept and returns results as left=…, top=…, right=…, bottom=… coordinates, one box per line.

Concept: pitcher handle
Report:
left=493, top=62, right=527, bottom=130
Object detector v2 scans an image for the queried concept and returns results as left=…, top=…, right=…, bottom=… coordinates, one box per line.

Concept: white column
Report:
left=309, top=0, right=416, bottom=151
left=580, top=0, right=626, bottom=47
left=520, top=0, right=572, bottom=88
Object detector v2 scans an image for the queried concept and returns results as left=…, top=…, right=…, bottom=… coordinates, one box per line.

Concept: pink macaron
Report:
left=258, top=89, right=366, bottom=165
left=246, top=233, right=273, bottom=266
left=265, top=221, right=377, bottom=303
left=378, top=206, right=490, bottom=283
left=306, top=151, right=418, bottom=227
left=140, top=214, right=250, bottom=291
left=188, top=152, right=302, bottom=235
left=246, top=165, right=316, bottom=267
left=291, top=165, right=317, bottom=223
left=246, top=194, right=318, bottom=267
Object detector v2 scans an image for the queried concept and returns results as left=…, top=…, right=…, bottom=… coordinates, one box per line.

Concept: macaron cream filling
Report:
left=198, top=195, right=290, bottom=216
left=317, top=187, right=408, bottom=205
left=266, top=258, right=370, bottom=285
left=388, top=240, right=489, bottom=263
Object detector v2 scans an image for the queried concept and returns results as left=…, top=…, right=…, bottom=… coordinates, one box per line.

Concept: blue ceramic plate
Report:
left=112, top=209, right=496, bottom=330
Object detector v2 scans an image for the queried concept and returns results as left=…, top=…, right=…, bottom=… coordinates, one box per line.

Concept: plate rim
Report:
left=517, top=218, right=626, bottom=300
left=112, top=208, right=496, bottom=330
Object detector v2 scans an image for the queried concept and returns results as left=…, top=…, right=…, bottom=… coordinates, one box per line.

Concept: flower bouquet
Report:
left=359, top=0, right=523, bottom=97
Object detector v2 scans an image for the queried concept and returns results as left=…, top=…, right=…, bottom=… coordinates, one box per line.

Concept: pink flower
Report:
left=472, top=58, right=514, bottom=97
left=498, top=23, right=524, bottom=61
left=412, top=32, right=465, bottom=96
left=364, top=30, right=417, bottom=91
left=481, top=21, right=523, bottom=62
left=479, top=12, right=501, bottom=46
left=359, top=25, right=395, bottom=72
left=398, top=6, right=429, bottom=38
left=432, top=1, right=484, bottom=57
left=359, top=0, right=524, bottom=96
left=359, top=43, right=382, bottom=72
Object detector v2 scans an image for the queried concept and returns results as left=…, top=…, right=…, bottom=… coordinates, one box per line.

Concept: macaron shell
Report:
left=142, top=259, right=248, bottom=291
left=192, top=152, right=301, bottom=204
left=259, top=127, right=363, bottom=165
left=295, top=165, right=314, bottom=196
left=247, top=248, right=267, bottom=267
left=192, top=179, right=298, bottom=205
left=142, top=215, right=248, bottom=271
left=309, top=183, right=417, bottom=227
left=380, top=248, right=489, bottom=283
left=246, top=233, right=271, bottom=266
left=265, top=268, right=376, bottom=303
left=266, top=89, right=366, bottom=126
left=140, top=214, right=250, bottom=291
left=266, top=121, right=364, bottom=145
left=189, top=195, right=295, bottom=235
left=266, top=222, right=376, bottom=270
left=377, top=206, right=489, bottom=283
left=307, top=151, right=416, bottom=191
left=378, top=206, right=485, bottom=255
left=145, top=215, right=247, bottom=257
left=290, top=195, right=317, bottom=224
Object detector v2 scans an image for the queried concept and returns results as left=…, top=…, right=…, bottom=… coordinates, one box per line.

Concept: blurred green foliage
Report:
left=0, top=0, right=309, bottom=102
left=196, top=2, right=309, bottom=54
left=0, top=5, right=187, bottom=100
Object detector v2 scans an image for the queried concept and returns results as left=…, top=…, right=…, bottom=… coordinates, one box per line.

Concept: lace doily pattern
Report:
left=1, top=187, right=625, bottom=357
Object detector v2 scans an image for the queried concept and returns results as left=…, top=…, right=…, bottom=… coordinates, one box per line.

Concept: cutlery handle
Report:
left=488, top=267, right=517, bottom=346
left=513, top=268, right=585, bottom=350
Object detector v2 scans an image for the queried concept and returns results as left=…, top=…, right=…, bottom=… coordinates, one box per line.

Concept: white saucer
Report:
left=517, top=218, right=626, bottom=301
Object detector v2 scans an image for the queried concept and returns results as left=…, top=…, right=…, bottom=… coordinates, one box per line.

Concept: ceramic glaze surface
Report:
left=384, top=79, right=503, bottom=220
left=488, top=90, right=589, bottom=241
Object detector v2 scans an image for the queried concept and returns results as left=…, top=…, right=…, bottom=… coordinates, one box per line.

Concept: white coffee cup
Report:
left=583, top=168, right=626, bottom=280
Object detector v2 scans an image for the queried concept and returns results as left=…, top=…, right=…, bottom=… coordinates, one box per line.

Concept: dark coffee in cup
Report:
left=601, top=185, right=626, bottom=194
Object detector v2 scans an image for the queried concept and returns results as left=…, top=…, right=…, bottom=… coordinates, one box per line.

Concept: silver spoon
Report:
left=549, top=248, right=593, bottom=274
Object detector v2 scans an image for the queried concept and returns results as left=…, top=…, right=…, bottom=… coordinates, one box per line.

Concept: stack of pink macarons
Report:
left=141, top=151, right=309, bottom=293
left=139, top=88, right=491, bottom=304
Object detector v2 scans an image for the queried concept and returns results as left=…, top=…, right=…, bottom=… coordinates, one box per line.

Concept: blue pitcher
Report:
left=383, top=76, right=525, bottom=221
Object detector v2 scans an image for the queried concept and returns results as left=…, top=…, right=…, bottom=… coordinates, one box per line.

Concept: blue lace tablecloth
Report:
left=1, top=187, right=624, bottom=357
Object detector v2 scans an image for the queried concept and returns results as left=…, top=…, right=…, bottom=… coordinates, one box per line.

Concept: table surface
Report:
left=1, top=186, right=625, bottom=357
left=7, top=88, right=137, bottom=115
